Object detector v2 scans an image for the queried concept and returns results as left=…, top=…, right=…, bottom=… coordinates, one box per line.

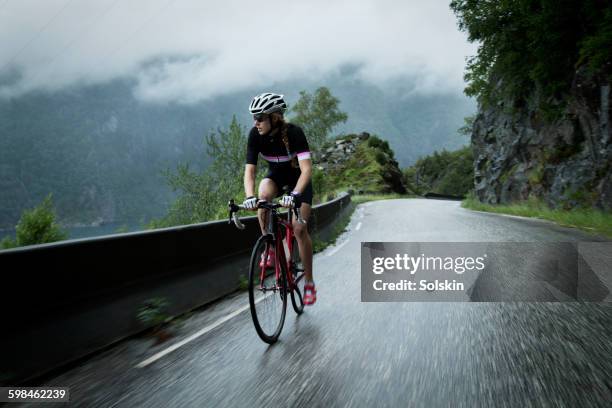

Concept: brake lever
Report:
left=227, top=199, right=245, bottom=229
left=232, top=212, right=246, bottom=230
left=228, top=199, right=236, bottom=225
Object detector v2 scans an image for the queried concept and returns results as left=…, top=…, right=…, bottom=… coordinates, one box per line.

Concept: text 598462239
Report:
left=0, top=387, right=70, bottom=402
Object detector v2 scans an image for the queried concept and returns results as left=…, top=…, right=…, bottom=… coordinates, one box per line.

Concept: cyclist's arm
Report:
left=245, top=128, right=259, bottom=197
left=293, top=159, right=312, bottom=194
left=290, top=125, right=312, bottom=195
left=244, top=164, right=257, bottom=197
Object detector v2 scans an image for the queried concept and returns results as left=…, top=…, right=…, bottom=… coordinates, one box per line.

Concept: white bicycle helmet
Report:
left=249, top=92, right=287, bottom=114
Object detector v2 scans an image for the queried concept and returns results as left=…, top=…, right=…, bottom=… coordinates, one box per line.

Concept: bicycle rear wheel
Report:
left=248, top=235, right=287, bottom=344
left=289, top=236, right=305, bottom=315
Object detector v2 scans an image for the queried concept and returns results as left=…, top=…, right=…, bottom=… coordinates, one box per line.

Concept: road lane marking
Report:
left=137, top=199, right=363, bottom=368
left=327, top=239, right=349, bottom=257
left=135, top=293, right=271, bottom=368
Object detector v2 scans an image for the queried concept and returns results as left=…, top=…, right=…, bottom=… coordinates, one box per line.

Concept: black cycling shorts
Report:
left=265, top=170, right=313, bottom=205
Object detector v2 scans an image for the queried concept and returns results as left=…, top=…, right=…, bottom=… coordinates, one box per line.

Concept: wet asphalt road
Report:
left=18, top=199, right=612, bottom=407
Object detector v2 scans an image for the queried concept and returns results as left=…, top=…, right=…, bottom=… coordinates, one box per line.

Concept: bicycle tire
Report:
left=248, top=235, right=287, bottom=344
left=289, top=236, right=305, bottom=315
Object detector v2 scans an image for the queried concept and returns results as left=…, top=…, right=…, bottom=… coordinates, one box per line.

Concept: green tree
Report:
left=458, top=115, right=475, bottom=137
left=205, top=117, right=249, bottom=179
left=404, top=147, right=474, bottom=196
left=450, top=0, right=612, bottom=108
left=149, top=116, right=257, bottom=228
left=289, top=87, right=348, bottom=152
left=1, top=194, right=68, bottom=249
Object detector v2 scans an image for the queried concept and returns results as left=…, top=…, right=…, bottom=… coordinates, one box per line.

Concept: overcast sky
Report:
left=0, top=0, right=476, bottom=103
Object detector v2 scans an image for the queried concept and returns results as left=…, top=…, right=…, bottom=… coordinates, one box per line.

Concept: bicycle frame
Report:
left=227, top=198, right=304, bottom=294
left=260, top=207, right=299, bottom=291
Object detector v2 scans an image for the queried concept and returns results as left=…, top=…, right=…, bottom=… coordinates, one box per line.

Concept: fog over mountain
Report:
left=0, top=70, right=474, bottom=229
left=0, top=0, right=474, bottom=100
left=0, top=1, right=476, bottom=228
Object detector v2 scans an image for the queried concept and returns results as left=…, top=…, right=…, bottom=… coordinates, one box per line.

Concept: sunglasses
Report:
left=253, top=114, right=268, bottom=122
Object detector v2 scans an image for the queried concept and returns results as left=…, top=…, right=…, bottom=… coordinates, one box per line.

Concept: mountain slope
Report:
left=0, top=73, right=474, bottom=228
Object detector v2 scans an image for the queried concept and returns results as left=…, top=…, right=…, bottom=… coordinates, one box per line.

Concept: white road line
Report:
left=135, top=293, right=270, bottom=368
left=326, top=239, right=350, bottom=257
left=137, top=203, right=362, bottom=368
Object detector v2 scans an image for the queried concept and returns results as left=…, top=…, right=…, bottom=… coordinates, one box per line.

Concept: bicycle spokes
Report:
left=248, top=236, right=287, bottom=343
left=289, top=237, right=305, bottom=315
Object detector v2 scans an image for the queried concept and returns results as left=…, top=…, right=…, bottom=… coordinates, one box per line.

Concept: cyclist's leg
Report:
left=293, top=202, right=313, bottom=282
left=292, top=181, right=314, bottom=282
left=257, top=177, right=278, bottom=235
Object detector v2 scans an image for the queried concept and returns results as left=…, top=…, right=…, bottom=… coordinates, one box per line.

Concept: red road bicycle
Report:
left=228, top=199, right=306, bottom=344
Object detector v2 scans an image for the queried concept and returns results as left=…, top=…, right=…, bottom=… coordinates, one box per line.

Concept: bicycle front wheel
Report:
left=248, top=235, right=287, bottom=344
left=290, top=236, right=305, bottom=315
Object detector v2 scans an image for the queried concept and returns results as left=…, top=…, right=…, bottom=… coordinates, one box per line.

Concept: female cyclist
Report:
left=243, top=92, right=316, bottom=305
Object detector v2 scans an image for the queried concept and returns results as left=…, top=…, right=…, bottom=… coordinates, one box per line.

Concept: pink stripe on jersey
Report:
left=297, top=151, right=311, bottom=160
left=261, top=153, right=292, bottom=162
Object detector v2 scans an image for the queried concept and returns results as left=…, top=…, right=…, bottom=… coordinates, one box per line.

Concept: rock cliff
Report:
left=472, top=67, right=611, bottom=210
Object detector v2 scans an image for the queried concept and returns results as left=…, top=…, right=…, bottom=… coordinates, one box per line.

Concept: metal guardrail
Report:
left=0, top=192, right=351, bottom=385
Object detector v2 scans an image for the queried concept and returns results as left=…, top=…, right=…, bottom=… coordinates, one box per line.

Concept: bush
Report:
left=367, top=136, right=383, bottom=149
left=374, top=151, right=387, bottom=165
left=381, top=140, right=391, bottom=154
left=137, top=297, right=170, bottom=327
left=312, top=167, right=328, bottom=202
left=1, top=194, right=67, bottom=249
left=0, top=236, right=16, bottom=250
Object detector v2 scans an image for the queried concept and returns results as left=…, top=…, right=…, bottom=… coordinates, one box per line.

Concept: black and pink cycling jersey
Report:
left=245, top=123, right=311, bottom=170
left=246, top=123, right=313, bottom=204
